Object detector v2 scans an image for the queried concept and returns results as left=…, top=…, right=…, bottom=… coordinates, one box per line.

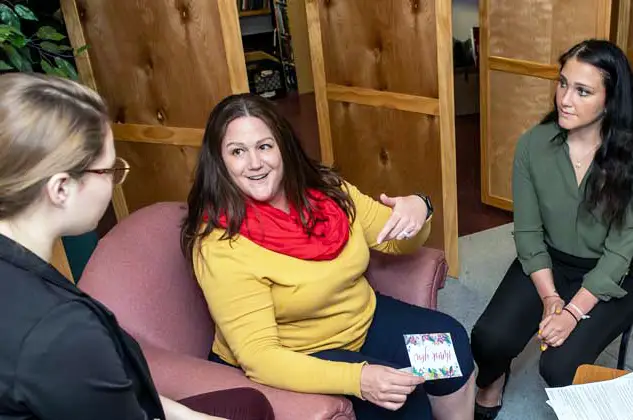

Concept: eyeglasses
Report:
left=81, top=157, right=130, bottom=185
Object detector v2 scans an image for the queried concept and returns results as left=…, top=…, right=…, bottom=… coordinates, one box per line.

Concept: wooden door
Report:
left=305, top=0, right=459, bottom=276
left=480, top=0, right=613, bottom=210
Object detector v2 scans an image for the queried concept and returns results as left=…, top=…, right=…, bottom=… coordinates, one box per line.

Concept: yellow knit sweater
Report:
left=194, top=183, right=430, bottom=398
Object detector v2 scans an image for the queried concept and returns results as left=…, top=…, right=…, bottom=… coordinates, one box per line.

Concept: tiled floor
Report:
left=275, top=93, right=512, bottom=237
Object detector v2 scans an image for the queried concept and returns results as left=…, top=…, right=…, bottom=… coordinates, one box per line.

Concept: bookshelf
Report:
left=272, top=0, right=297, bottom=92
left=238, top=0, right=299, bottom=97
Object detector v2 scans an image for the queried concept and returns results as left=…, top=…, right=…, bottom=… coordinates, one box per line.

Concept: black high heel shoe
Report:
left=474, top=368, right=511, bottom=420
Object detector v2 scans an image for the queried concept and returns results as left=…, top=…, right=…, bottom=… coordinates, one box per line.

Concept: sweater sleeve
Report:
left=345, top=182, right=431, bottom=254
left=195, top=239, right=365, bottom=397
left=512, top=130, right=553, bottom=275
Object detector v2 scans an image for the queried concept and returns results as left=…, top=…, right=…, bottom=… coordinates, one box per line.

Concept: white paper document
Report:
left=545, top=373, right=633, bottom=420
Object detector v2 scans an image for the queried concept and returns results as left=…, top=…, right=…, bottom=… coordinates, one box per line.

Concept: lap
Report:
left=541, top=276, right=633, bottom=370
left=316, top=293, right=473, bottom=398
left=473, top=259, right=543, bottom=337
left=178, top=388, right=274, bottom=420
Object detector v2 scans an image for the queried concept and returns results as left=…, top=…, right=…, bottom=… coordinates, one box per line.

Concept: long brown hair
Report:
left=181, top=93, right=355, bottom=264
left=541, top=39, right=633, bottom=228
left=0, top=73, right=108, bottom=219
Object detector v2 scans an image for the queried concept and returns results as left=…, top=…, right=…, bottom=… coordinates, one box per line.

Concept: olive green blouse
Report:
left=513, top=122, right=632, bottom=300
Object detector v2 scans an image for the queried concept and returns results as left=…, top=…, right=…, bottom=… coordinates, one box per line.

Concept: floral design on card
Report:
left=403, top=333, right=463, bottom=380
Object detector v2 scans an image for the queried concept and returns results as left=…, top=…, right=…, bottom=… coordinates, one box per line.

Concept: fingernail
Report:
left=538, top=330, right=542, bottom=335
left=555, top=309, right=561, bottom=314
left=540, top=343, right=547, bottom=351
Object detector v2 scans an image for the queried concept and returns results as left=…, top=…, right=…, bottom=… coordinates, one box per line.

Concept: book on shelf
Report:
left=237, top=0, right=269, bottom=12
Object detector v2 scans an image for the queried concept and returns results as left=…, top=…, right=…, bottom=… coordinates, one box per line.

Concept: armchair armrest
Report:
left=139, top=341, right=355, bottom=420
left=366, top=247, right=448, bottom=309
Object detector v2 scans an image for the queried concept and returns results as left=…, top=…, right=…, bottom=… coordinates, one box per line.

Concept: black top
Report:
left=0, top=234, right=165, bottom=420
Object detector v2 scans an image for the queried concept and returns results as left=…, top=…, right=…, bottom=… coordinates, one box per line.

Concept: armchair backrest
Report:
left=80, top=202, right=214, bottom=359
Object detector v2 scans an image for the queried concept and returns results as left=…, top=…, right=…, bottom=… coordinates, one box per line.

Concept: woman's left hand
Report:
left=376, top=194, right=429, bottom=244
left=538, top=311, right=577, bottom=348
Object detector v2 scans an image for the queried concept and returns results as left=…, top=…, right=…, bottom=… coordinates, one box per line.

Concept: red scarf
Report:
left=205, top=189, right=350, bottom=261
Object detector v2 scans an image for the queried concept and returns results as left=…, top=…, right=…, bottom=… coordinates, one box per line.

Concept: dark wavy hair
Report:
left=542, top=39, right=633, bottom=227
left=181, top=93, right=355, bottom=264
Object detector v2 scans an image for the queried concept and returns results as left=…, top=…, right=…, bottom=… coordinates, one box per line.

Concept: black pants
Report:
left=471, top=247, right=633, bottom=388
left=312, top=293, right=475, bottom=420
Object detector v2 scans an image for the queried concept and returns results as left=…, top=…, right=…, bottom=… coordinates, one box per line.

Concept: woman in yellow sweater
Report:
left=181, top=94, right=475, bottom=420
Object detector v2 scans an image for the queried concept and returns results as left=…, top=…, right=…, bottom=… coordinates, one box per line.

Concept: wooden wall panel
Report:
left=318, top=0, right=438, bottom=98
left=115, top=143, right=200, bottom=212
left=75, top=0, right=233, bottom=127
left=73, top=0, right=244, bottom=213
left=308, top=0, right=458, bottom=274
left=487, top=71, right=553, bottom=202
left=329, top=102, right=443, bottom=248
left=489, top=0, right=603, bottom=64
left=550, top=1, right=605, bottom=61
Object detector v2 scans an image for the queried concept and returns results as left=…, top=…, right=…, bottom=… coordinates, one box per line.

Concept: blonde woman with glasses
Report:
left=0, top=73, right=274, bottom=420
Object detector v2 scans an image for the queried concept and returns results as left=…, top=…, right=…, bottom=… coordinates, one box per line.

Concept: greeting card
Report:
left=403, top=333, right=463, bottom=380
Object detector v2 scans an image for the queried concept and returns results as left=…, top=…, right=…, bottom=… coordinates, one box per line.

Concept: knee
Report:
left=539, top=353, right=577, bottom=387
left=470, top=319, right=498, bottom=357
left=471, top=318, right=513, bottom=361
left=441, top=314, right=474, bottom=376
left=235, top=388, right=275, bottom=420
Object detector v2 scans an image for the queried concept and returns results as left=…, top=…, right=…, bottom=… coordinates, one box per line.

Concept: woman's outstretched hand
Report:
left=360, top=364, right=425, bottom=411
left=376, top=194, right=429, bottom=244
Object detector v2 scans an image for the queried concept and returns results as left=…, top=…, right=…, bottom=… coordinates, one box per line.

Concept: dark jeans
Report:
left=471, top=247, right=633, bottom=388
left=178, top=387, right=274, bottom=420
left=312, top=293, right=474, bottom=420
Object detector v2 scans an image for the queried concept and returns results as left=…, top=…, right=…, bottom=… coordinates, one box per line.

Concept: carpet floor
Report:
left=437, top=223, right=632, bottom=420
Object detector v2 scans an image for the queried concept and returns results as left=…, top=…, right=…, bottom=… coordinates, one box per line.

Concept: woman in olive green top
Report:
left=471, top=39, right=633, bottom=420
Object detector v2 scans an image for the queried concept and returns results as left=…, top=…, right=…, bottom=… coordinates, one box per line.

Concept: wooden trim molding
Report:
left=59, top=0, right=97, bottom=91
left=479, top=0, right=492, bottom=209
left=596, top=0, right=613, bottom=39
left=435, top=0, right=459, bottom=278
left=218, top=0, right=250, bottom=94
left=61, top=0, right=130, bottom=220
left=488, top=56, right=559, bottom=80
left=616, top=0, right=631, bottom=51
left=112, top=123, right=204, bottom=147
left=327, top=84, right=440, bottom=115
left=52, top=238, right=74, bottom=283
left=305, top=0, right=334, bottom=165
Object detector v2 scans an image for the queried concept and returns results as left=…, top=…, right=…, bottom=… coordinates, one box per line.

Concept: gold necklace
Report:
left=571, top=143, right=600, bottom=169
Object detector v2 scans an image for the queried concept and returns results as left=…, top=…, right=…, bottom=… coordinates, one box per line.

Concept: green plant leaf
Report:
left=8, top=31, right=26, bottom=48
left=14, top=5, right=38, bottom=21
left=41, top=59, right=65, bottom=77
left=0, top=59, right=13, bottom=70
left=75, top=44, right=89, bottom=55
left=54, top=57, right=78, bottom=80
left=0, top=5, right=20, bottom=30
left=18, top=46, right=33, bottom=64
left=0, top=24, right=13, bottom=42
left=40, top=58, right=56, bottom=75
left=3, top=44, right=32, bottom=72
left=36, top=26, right=65, bottom=41
left=40, top=41, right=61, bottom=53
left=57, top=44, right=73, bottom=51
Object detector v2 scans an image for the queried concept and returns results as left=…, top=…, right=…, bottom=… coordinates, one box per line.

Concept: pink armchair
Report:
left=80, top=202, right=447, bottom=420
